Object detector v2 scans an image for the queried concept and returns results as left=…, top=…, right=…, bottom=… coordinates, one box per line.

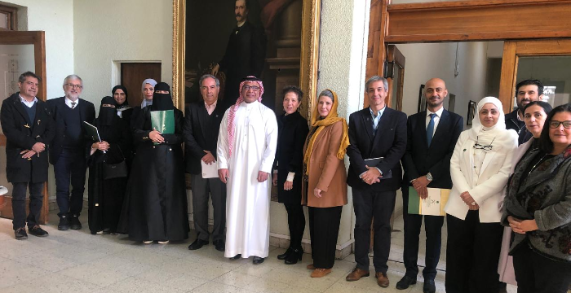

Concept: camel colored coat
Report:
left=302, top=120, right=348, bottom=208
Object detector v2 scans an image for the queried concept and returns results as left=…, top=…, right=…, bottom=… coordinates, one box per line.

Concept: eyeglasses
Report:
left=473, top=136, right=495, bottom=152
left=242, top=85, right=260, bottom=91
left=549, top=120, right=571, bottom=129
left=66, top=83, right=83, bottom=89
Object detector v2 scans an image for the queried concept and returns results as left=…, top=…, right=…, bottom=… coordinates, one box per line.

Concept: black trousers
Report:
left=191, top=175, right=226, bottom=241
left=445, top=211, right=503, bottom=293
left=308, top=206, right=342, bottom=269
left=513, top=243, right=571, bottom=293
left=352, top=188, right=396, bottom=273
left=402, top=186, right=444, bottom=280
left=55, top=149, right=87, bottom=217
left=11, top=182, right=44, bottom=230
left=284, top=203, right=305, bottom=249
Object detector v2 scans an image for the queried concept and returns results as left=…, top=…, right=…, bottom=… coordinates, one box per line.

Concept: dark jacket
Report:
left=1, top=93, right=54, bottom=183
left=402, top=110, right=463, bottom=188
left=183, top=101, right=225, bottom=174
left=273, top=112, right=308, bottom=204
left=506, top=110, right=532, bottom=145
left=347, top=107, right=407, bottom=192
left=47, top=97, right=95, bottom=164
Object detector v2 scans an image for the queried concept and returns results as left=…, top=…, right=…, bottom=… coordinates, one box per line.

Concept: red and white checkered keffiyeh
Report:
left=227, top=76, right=264, bottom=158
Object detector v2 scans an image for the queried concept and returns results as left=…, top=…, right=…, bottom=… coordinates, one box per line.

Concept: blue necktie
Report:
left=427, top=113, right=436, bottom=147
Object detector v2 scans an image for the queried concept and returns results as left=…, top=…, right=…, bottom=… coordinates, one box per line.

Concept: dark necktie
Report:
left=71, top=101, right=76, bottom=109
left=427, top=113, right=436, bottom=147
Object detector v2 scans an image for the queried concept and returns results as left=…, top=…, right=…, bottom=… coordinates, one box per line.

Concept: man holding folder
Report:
left=398, top=78, right=463, bottom=293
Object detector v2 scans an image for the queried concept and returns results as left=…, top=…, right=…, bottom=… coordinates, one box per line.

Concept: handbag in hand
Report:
left=104, top=146, right=128, bottom=179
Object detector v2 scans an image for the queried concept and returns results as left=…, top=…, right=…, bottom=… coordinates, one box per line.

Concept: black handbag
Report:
left=104, top=146, right=128, bottom=179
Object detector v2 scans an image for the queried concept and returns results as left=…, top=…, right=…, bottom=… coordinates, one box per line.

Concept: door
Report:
left=385, top=45, right=406, bottom=111
left=0, top=31, right=48, bottom=223
left=499, top=39, right=571, bottom=113
left=120, top=63, right=161, bottom=108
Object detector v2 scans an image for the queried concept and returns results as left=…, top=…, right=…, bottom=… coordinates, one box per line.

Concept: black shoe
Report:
left=28, top=225, right=49, bottom=237
left=284, top=248, right=303, bottom=264
left=396, top=275, right=417, bottom=290
left=70, top=215, right=82, bottom=230
left=277, top=247, right=293, bottom=260
left=230, top=254, right=241, bottom=260
left=188, top=239, right=209, bottom=250
left=253, top=256, right=265, bottom=264
left=423, top=279, right=436, bottom=293
left=213, top=239, right=225, bottom=252
left=58, top=215, right=70, bottom=231
left=14, top=227, right=28, bottom=240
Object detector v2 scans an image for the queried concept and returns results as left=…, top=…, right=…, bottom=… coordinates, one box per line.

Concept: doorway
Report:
left=120, top=63, right=161, bottom=108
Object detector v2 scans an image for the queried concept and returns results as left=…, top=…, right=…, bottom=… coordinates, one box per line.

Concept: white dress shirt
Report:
left=426, top=106, right=444, bottom=136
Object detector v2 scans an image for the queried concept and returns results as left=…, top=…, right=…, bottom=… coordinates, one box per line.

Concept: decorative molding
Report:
left=172, top=0, right=186, bottom=111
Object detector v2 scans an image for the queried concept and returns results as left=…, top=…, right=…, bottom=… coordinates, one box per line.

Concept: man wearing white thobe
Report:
left=217, top=76, right=277, bottom=264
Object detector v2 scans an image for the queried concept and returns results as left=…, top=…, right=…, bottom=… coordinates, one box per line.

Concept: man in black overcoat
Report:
left=184, top=74, right=227, bottom=252
left=47, top=75, right=95, bottom=231
left=212, top=0, right=266, bottom=109
left=1, top=71, right=54, bottom=240
left=397, top=78, right=463, bottom=293
left=345, top=76, right=407, bottom=288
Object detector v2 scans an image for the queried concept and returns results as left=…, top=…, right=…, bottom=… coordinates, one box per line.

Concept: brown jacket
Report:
left=302, top=120, right=348, bottom=208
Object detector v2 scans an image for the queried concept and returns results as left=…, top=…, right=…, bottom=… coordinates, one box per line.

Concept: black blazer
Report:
left=272, top=112, right=309, bottom=203
left=47, top=96, right=95, bottom=164
left=1, top=93, right=55, bottom=183
left=347, top=107, right=407, bottom=192
left=401, top=110, right=463, bottom=189
left=183, top=102, right=225, bottom=174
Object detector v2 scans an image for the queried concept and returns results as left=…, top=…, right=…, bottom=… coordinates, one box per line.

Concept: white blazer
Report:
left=445, top=130, right=518, bottom=223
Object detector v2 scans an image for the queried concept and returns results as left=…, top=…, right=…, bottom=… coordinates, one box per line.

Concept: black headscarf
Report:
left=112, top=85, right=129, bottom=107
left=98, top=96, right=118, bottom=126
left=151, top=82, right=174, bottom=111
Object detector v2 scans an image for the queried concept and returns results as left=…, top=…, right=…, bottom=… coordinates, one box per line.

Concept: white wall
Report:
left=1, top=0, right=74, bottom=100
left=73, top=0, right=173, bottom=108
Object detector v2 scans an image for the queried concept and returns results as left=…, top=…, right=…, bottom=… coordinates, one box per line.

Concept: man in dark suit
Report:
left=1, top=71, right=54, bottom=240
left=212, top=0, right=266, bottom=109
left=184, top=74, right=226, bottom=252
left=397, top=78, right=463, bottom=293
left=345, top=76, right=407, bottom=288
left=48, top=75, right=95, bottom=231
left=505, top=79, right=544, bottom=145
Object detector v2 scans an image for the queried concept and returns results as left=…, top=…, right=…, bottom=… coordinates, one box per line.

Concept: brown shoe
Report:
left=306, top=264, right=315, bottom=270
left=311, top=268, right=332, bottom=278
left=375, top=272, right=390, bottom=288
left=346, top=268, right=370, bottom=281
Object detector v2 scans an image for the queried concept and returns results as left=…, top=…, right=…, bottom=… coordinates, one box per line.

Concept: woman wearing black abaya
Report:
left=122, top=82, right=189, bottom=243
left=87, top=96, right=131, bottom=235
left=112, top=85, right=133, bottom=127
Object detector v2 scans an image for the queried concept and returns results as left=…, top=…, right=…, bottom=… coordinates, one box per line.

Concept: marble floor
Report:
left=0, top=211, right=518, bottom=293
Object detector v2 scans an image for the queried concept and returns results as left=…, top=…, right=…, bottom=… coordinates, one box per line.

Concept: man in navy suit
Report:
left=397, top=78, right=463, bottom=293
left=345, top=76, right=407, bottom=288
left=48, top=75, right=95, bottom=231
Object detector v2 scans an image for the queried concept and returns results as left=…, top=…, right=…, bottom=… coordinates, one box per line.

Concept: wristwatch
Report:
left=426, top=172, right=433, bottom=182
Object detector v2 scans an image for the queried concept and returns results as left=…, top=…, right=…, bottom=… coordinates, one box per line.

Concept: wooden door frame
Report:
left=367, top=0, right=571, bottom=112
left=385, top=45, right=405, bottom=111
left=0, top=31, right=48, bottom=224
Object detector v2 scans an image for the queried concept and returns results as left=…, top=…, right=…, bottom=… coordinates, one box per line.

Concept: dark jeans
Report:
left=11, top=182, right=44, bottom=230
left=284, top=203, right=305, bottom=249
left=352, top=188, right=396, bottom=273
left=445, top=211, right=503, bottom=293
left=513, top=243, right=571, bottom=293
left=55, top=149, right=87, bottom=217
left=402, top=186, right=444, bottom=280
left=191, top=175, right=226, bottom=241
left=308, top=206, right=342, bottom=269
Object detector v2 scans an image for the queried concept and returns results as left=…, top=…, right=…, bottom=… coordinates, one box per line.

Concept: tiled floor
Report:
left=0, top=211, right=517, bottom=293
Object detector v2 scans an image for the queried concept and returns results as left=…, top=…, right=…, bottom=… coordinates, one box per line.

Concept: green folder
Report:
left=150, top=110, right=174, bottom=144
left=407, top=187, right=450, bottom=216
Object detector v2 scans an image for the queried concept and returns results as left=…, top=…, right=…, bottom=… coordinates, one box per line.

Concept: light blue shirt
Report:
left=369, top=106, right=386, bottom=131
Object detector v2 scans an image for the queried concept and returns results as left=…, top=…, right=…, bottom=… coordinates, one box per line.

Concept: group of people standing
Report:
left=2, top=70, right=570, bottom=293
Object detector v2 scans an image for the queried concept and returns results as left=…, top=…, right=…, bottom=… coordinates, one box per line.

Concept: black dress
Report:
left=119, top=106, right=189, bottom=241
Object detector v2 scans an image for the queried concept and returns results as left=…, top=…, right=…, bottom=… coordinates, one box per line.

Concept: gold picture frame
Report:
left=171, top=0, right=321, bottom=117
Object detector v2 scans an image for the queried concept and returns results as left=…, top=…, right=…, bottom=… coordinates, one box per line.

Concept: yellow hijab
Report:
left=303, top=89, right=350, bottom=175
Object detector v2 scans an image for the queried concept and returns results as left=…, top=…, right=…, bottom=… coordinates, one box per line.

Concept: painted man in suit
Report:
left=505, top=79, right=543, bottom=145
left=345, top=76, right=407, bottom=288
left=397, top=78, right=463, bottom=293
left=212, top=0, right=267, bottom=109
left=184, top=74, right=227, bottom=252
left=1, top=71, right=54, bottom=240
left=48, top=75, right=95, bottom=231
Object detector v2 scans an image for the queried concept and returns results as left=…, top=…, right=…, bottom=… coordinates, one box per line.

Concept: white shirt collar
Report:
left=65, top=97, right=79, bottom=108
left=19, top=95, right=38, bottom=108
left=427, top=106, right=444, bottom=117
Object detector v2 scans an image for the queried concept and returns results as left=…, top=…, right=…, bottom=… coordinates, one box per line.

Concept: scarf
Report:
left=151, top=82, right=174, bottom=111
left=469, top=96, right=517, bottom=152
